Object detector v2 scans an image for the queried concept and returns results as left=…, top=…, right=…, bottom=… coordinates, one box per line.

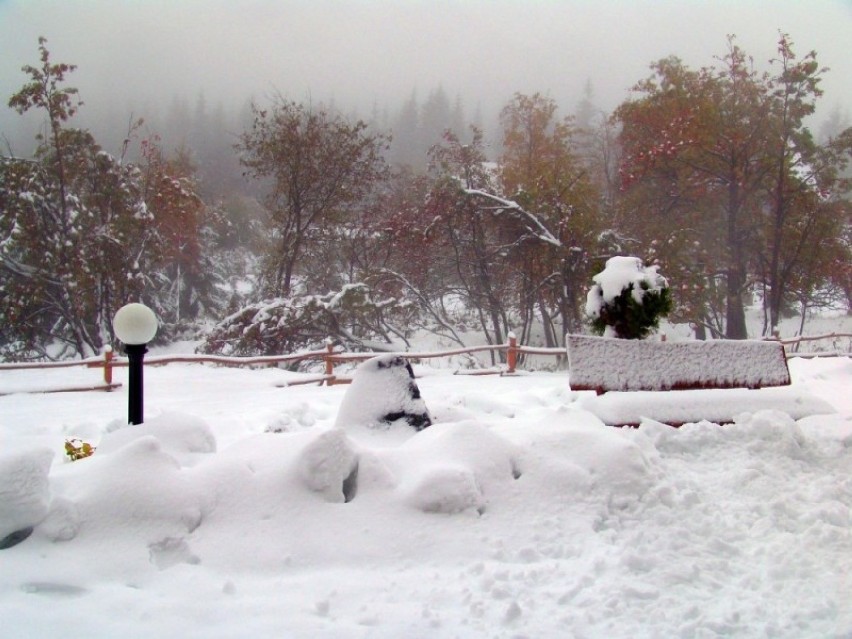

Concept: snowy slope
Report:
left=0, top=356, right=850, bottom=638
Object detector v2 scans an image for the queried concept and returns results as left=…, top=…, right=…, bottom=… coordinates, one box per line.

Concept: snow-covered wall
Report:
left=567, top=334, right=791, bottom=393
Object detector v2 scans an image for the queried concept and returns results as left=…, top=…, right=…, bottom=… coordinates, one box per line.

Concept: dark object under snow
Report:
left=0, top=526, right=33, bottom=550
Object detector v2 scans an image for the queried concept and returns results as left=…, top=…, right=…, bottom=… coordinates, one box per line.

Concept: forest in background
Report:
left=1, top=35, right=850, bottom=361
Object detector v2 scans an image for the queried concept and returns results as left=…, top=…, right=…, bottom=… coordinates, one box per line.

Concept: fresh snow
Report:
left=0, top=355, right=850, bottom=638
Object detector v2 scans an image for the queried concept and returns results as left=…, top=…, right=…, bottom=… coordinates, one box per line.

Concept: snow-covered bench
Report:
left=564, top=335, right=833, bottom=427
left=566, top=334, right=791, bottom=395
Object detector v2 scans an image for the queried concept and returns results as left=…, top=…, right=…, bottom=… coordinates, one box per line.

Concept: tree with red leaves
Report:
left=615, top=35, right=851, bottom=338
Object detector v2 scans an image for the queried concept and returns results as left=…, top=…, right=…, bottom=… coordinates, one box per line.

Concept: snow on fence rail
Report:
left=0, top=333, right=848, bottom=394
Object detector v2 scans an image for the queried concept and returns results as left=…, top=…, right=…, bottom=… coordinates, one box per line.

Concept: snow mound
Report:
left=335, top=355, right=432, bottom=430
left=538, top=416, right=661, bottom=496
left=402, top=464, right=484, bottom=514
left=578, top=386, right=834, bottom=426
left=98, top=412, right=217, bottom=461
left=391, top=421, right=521, bottom=514
left=0, top=448, right=53, bottom=544
left=296, top=428, right=359, bottom=502
left=47, top=436, right=203, bottom=545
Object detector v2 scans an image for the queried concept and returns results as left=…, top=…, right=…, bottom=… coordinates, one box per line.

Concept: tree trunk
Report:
left=725, top=177, right=748, bottom=339
left=538, top=296, right=556, bottom=348
left=725, top=262, right=748, bottom=339
left=767, top=148, right=788, bottom=332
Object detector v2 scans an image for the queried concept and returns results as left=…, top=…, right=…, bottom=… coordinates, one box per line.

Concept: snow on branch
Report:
left=462, top=187, right=563, bottom=249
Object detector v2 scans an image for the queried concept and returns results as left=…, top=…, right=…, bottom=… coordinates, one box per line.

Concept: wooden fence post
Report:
left=324, top=339, right=335, bottom=385
left=103, top=347, right=113, bottom=385
left=507, top=332, right=517, bottom=374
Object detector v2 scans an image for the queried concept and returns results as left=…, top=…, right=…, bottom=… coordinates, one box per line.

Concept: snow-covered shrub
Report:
left=199, top=283, right=414, bottom=356
left=585, top=256, right=672, bottom=339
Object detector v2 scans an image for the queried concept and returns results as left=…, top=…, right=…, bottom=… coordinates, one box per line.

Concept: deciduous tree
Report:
left=237, top=99, right=389, bottom=297
left=2, top=39, right=159, bottom=358
left=616, top=37, right=851, bottom=337
left=499, top=93, right=606, bottom=343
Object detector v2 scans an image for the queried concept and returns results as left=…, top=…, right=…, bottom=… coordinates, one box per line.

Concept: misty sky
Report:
left=1, top=0, right=851, bottom=139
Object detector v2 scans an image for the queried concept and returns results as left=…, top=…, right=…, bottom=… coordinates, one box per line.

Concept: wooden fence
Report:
left=768, top=331, right=852, bottom=357
left=0, top=335, right=564, bottom=393
left=0, top=332, right=849, bottom=395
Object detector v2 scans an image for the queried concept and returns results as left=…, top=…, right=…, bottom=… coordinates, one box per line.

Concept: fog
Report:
left=1, top=0, right=851, bottom=151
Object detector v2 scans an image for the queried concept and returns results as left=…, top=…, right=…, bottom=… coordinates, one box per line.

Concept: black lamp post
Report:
left=113, top=303, right=158, bottom=425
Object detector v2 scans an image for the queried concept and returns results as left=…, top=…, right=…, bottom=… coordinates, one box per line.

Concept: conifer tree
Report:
left=585, top=256, right=672, bottom=340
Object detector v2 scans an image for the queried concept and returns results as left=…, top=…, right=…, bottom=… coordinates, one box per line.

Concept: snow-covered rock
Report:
left=335, top=355, right=432, bottom=430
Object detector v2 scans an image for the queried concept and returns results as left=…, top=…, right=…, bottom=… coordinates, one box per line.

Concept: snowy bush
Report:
left=199, top=283, right=414, bottom=356
left=585, top=256, right=672, bottom=339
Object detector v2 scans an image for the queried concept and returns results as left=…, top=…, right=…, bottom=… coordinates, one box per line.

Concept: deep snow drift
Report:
left=0, top=355, right=850, bottom=638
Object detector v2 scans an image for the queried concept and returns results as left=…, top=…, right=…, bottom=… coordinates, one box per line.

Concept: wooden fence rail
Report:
left=0, top=336, right=566, bottom=391
left=0, top=333, right=848, bottom=394
left=766, top=331, right=852, bottom=358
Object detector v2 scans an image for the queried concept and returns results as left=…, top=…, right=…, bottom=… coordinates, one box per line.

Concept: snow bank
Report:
left=98, top=411, right=216, bottom=461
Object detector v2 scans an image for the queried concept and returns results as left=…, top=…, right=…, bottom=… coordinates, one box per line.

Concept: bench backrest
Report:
left=566, top=334, right=790, bottom=394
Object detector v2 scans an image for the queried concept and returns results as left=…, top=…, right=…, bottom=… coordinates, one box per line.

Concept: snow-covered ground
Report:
left=1, top=353, right=850, bottom=638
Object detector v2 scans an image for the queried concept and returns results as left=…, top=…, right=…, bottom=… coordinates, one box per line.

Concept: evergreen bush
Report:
left=585, top=256, right=672, bottom=339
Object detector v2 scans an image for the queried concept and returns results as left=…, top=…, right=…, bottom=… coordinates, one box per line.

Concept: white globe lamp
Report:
left=113, top=303, right=158, bottom=425
left=113, top=303, right=158, bottom=345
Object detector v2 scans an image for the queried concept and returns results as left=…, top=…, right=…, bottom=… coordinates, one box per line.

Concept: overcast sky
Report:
left=1, top=0, right=850, bottom=139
